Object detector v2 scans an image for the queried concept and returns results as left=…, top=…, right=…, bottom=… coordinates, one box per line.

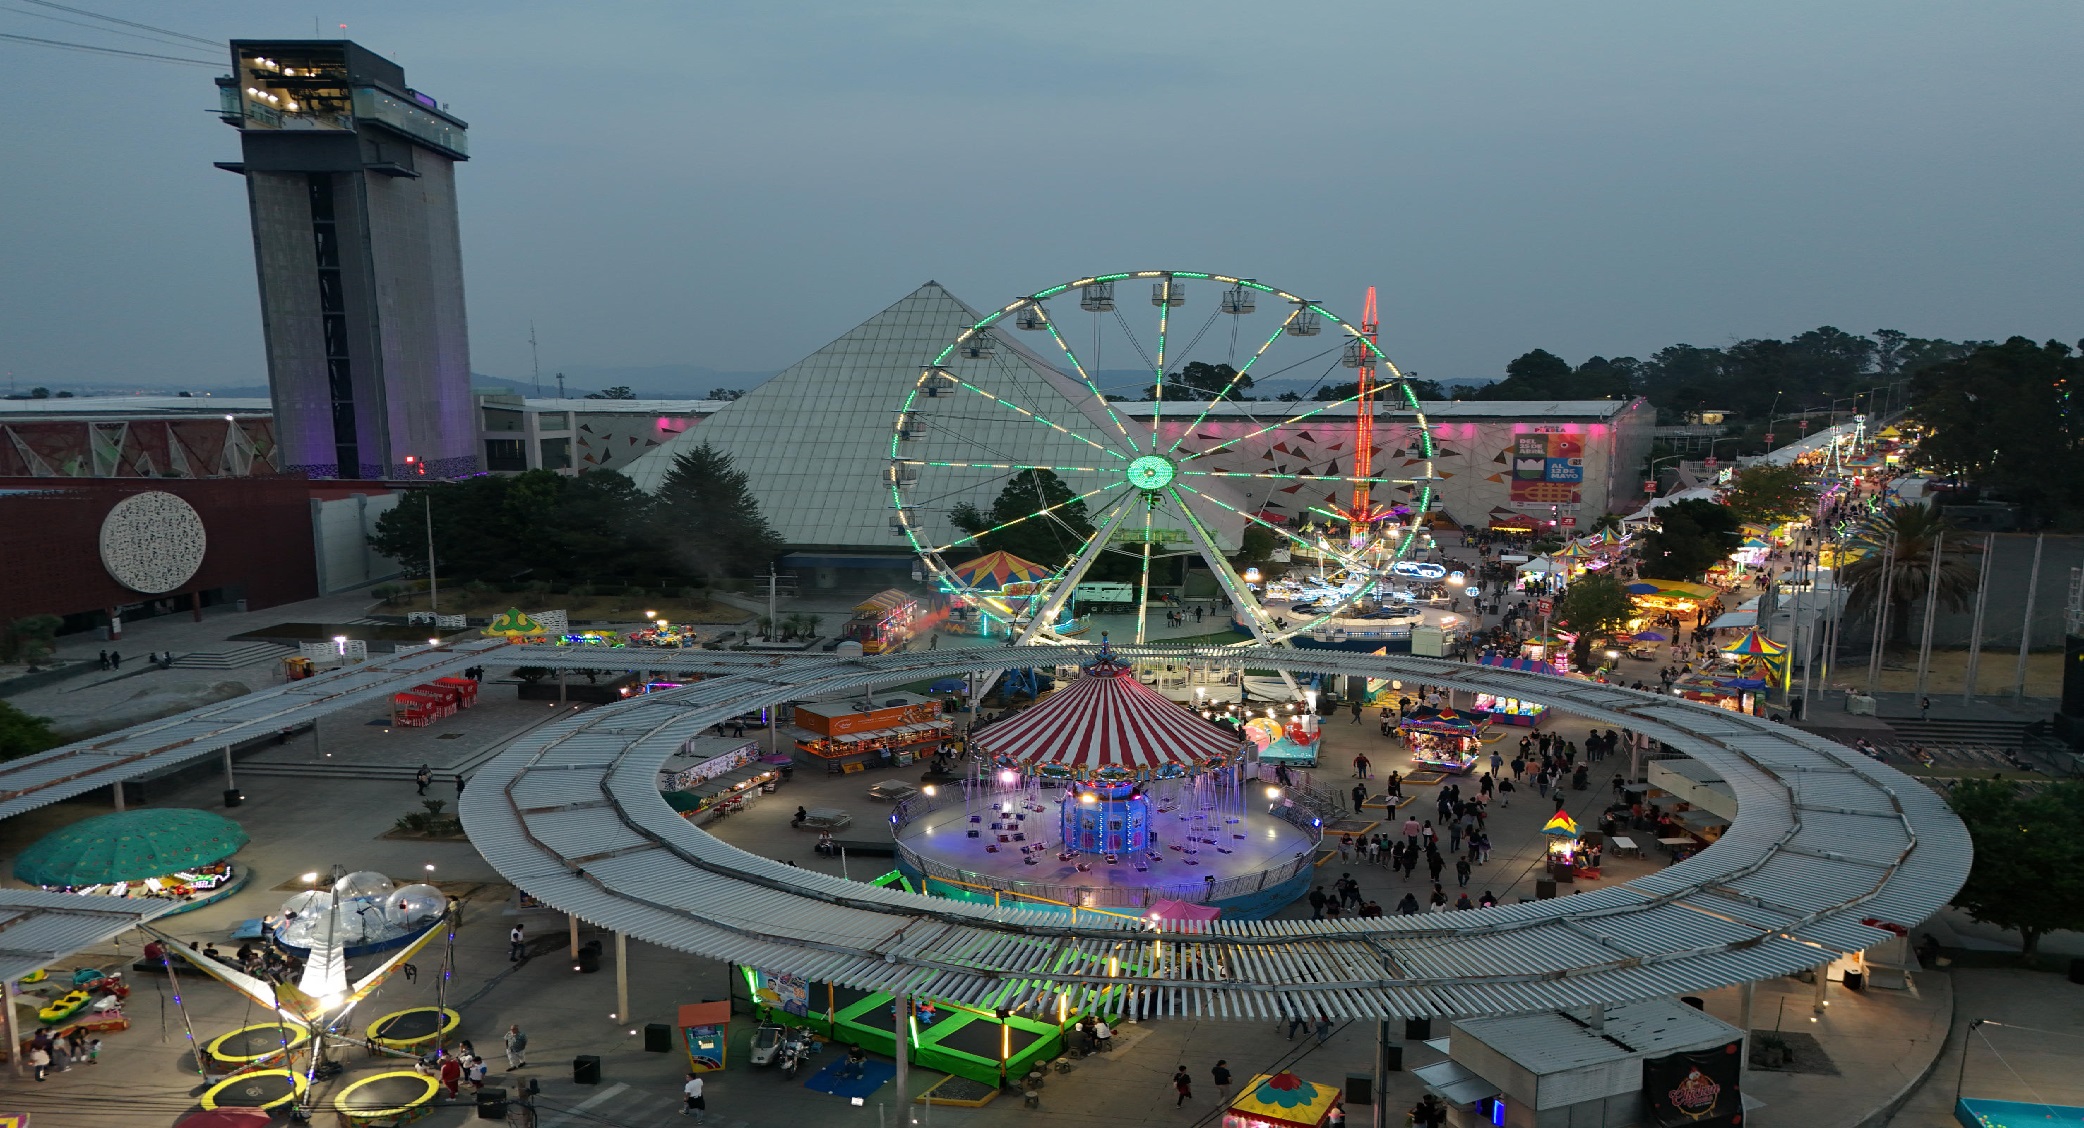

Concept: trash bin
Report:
left=223, top=788, right=244, bottom=808
left=235, top=599, right=249, bottom=613
left=1842, top=968, right=1864, bottom=991
left=1535, top=878, right=1557, bottom=899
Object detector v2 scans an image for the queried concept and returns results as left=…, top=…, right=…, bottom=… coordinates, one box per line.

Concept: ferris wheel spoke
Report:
left=938, top=371, right=1127, bottom=460
left=1178, top=389, right=1369, bottom=463
left=1164, top=307, right=1301, bottom=456
left=922, top=482, right=1128, bottom=556
left=1025, top=302, right=1142, bottom=454
left=1181, top=470, right=1418, bottom=484
left=1012, top=490, right=1139, bottom=645
left=1149, top=275, right=1175, bottom=452
left=902, top=459, right=1114, bottom=476
left=1173, top=481, right=1366, bottom=570
left=1167, top=488, right=1282, bottom=644
left=1134, top=504, right=1155, bottom=645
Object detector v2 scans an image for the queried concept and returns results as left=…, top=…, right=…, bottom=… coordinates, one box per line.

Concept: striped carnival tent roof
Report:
left=971, top=653, right=1242, bottom=772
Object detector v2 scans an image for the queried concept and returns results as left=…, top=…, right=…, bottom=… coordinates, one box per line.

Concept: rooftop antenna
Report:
left=556, top=372, right=566, bottom=400
left=529, top=321, right=542, bottom=397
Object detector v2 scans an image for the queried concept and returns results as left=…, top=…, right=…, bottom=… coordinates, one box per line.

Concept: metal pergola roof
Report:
left=0, top=889, right=178, bottom=985
left=457, top=644, right=1971, bottom=1022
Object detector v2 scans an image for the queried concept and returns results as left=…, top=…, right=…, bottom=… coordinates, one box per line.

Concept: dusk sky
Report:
left=2, top=1, right=2079, bottom=394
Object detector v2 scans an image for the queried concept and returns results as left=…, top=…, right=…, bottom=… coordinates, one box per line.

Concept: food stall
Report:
left=664, top=759, right=783, bottom=823
left=1670, top=673, right=1767, bottom=716
left=656, top=736, right=764, bottom=791
left=14, top=809, right=250, bottom=917
left=1224, top=1071, right=1345, bottom=1128
left=843, top=589, right=919, bottom=654
left=1398, top=707, right=1486, bottom=774
left=1542, top=808, right=1600, bottom=881
left=794, top=694, right=952, bottom=769
left=1625, top=579, right=1721, bottom=617
left=1473, top=655, right=1552, bottom=726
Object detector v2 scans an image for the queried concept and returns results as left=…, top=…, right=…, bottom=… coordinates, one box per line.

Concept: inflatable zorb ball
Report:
left=383, top=884, right=446, bottom=930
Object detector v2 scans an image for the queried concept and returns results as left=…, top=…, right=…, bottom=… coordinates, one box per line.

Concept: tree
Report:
left=1840, top=503, right=1982, bottom=644
left=651, top=443, right=781, bottom=578
left=1635, top=499, right=1742, bottom=580
left=1148, top=361, right=1251, bottom=402
left=1, top=615, right=62, bottom=668
left=586, top=385, right=637, bottom=400
left=1724, top=464, right=1817, bottom=525
left=1910, top=338, right=2084, bottom=523
left=0, top=701, right=57, bottom=762
left=1460, top=349, right=1637, bottom=401
left=1946, top=778, right=2084, bottom=959
left=958, top=470, right=1093, bottom=565
left=705, top=388, right=744, bottom=401
left=1313, top=377, right=1448, bottom=403
left=1556, top=572, right=1635, bottom=669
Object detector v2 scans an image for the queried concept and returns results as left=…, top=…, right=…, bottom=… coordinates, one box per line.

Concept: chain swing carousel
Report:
left=889, top=638, right=1322, bottom=920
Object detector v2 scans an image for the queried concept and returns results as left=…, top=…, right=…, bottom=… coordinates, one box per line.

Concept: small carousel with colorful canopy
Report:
left=889, top=638, right=1321, bottom=918
left=1224, top=1071, right=1346, bottom=1128
left=935, top=550, right=1085, bottom=638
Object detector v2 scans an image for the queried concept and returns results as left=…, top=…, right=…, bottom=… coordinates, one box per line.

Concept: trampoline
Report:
left=205, top=1022, right=310, bottom=1066
left=829, top=984, right=873, bottom=1015
left=199, top=1068, right=307, bottom=1112
left=365, top=1006, right=460, bottom=1049
left=930, top=1013, right=1042, bottom=1062
left=333, top=1070, right=440, bottom=1125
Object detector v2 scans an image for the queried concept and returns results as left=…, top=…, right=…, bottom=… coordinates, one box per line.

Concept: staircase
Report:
left=171, top=643, right=293, bottom=670
left=1881, top=714, right=2036, bottom=750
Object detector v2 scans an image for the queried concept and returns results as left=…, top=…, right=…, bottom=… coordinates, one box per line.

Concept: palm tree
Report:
left=1840, top=503, right=1980, bottom=644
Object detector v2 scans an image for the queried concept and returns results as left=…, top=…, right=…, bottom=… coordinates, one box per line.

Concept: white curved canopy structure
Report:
left=458, top=645, right=1970, bottom=1021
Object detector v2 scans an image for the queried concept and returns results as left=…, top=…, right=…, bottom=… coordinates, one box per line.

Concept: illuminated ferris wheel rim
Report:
left=890, top=270, right=1438, bottom=648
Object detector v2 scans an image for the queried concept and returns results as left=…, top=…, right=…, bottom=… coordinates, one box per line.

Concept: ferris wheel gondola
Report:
left=889, top=271, right=1437, bottom=650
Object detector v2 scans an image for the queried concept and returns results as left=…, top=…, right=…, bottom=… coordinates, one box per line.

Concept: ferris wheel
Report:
left=890, top=271, right=1437, bottom=647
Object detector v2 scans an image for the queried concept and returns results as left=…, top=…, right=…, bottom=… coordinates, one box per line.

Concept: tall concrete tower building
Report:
left=215, top=41, right=476, bottom=479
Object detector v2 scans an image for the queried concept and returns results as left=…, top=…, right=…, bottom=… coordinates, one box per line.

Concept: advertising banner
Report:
left=1645, top=1040, right=1744, bottom=1127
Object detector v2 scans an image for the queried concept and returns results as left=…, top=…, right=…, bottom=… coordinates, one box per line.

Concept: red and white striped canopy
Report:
left=974, top=662, right=1243, bottom=772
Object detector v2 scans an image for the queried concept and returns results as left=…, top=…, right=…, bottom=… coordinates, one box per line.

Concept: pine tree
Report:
left=652, top=444, right=782, bottom=578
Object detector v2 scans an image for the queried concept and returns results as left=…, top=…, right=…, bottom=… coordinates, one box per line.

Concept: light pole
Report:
left=1954, top=1019, right=1989, bottom=1109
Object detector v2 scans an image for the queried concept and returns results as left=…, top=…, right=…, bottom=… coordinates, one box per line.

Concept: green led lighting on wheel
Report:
left=1125, top=454, right=1176, bottom=491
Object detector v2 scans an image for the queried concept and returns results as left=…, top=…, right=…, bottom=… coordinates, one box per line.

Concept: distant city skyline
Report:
left=1, top=2, right=2079, bottom=393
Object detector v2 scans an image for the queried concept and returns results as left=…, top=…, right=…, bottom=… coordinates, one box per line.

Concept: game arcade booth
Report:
left=1397, top=706, right=1487, bottom=774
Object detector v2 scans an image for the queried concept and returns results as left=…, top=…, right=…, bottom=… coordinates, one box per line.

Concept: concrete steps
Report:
left=171, top=643, right=292, bottom=670
left=1882, top=715, right=2035, bottom=749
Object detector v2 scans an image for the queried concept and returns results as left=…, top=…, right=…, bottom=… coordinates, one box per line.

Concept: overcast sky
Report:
left=2, top=1, right=2079, bottom=393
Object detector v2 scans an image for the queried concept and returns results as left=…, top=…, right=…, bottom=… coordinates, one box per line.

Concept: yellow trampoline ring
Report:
left=334, top=1069, right=441, bottom=1126
left=364, top=1005, right=460, bottom=1049
left=205, top=1021, right=311, bottom=1066
left=199, top=1067, right=308, bottom=1111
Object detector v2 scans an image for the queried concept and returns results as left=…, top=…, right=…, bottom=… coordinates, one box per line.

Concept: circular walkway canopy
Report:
left=14, top=808, right=248, bottom=888
left=458, top=644, right=1971, bottom=1023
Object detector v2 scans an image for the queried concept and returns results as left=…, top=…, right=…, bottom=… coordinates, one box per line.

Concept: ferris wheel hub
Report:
left=1124, top=454, right=1177, bottom=492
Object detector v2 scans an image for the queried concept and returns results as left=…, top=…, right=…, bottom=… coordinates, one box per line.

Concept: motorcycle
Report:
left=748, top=1023, right=786, bottom=1067
left=778, top=1027, right=818, bottom=1079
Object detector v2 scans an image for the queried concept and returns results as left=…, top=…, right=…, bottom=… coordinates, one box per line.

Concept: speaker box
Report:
left=1404, top=1017, right=1431, bottom=1041
left=1384, top=1043, right=1403, bottom=1072
left=644, top=1023, right=672, bottom=1053
left=476, top=1088, right=508, bottom=1119
left=1345, top=1073, right=1372, bottom=1105
left=575, top=948, right=601, bottom=974
left=223, top=788, right=244, bottom=808
left=573, top=1055, right=601, bottom=1085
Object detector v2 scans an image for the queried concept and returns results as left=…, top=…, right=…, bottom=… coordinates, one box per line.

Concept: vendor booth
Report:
left=1224, top=1071, right=1345, bottom=1128
left=793, top=694, right=951, bottom=768
left=14, top=808, right=249, bottom=916
left=1625, top=579, right=1721, bottom=616
left=843, top=589, right=919, bottom=654
left=1414, top=999, right=1745, bottom=1128
left=1542, top=809, right=1600, bottom=882
left=1399, top=707, right=1486, bottom=774
left=1670, top=674, right=1766, bottom=715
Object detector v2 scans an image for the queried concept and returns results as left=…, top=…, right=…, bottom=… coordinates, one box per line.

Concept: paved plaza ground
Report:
left=0, top=570, right=2079, bottom=1126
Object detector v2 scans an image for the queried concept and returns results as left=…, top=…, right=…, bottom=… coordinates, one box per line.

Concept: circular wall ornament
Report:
left=99, top=491, right=207, bottom=594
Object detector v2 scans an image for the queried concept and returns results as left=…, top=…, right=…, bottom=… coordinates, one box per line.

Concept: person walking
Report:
left=1308, top=886, right=1327, bottom=920
left=1349, top=699, right=1362, bottom=725
left=1212, top=1060, right=1233, bottom=1104
left=1455, top=856, right=1472, bottom=888
left=455, top=773, right=467, bottom=797
left=1920, top=696, right=1931, bottom=721
left=1353, top=752, right=1371, bottom=779
left=1314, top=1015, right=1332, bottom=1044
left=1351, top=783, right=1368, bottom=813
left=504, top=1024, right=528, bottom=1071
left=415, top=765, right=432, bottom=796
left=110, top=650, right=122, bottom=669
left=682, top=1072, right=707, bottom=1121
left=439, top=1052, right=463, bottom=1100
left=97, top=649, right=109, bottom=671
left=1173, top=1066, right=1195, bottom=1107
left=508, top=924, right=526, bottom=962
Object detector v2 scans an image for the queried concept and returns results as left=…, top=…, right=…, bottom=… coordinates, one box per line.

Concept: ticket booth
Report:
left=680, top=1001, right=731, bottom=1073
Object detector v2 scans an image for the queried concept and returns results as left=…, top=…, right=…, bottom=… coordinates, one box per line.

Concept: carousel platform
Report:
left=896, top=792, right=1314, bottom=896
